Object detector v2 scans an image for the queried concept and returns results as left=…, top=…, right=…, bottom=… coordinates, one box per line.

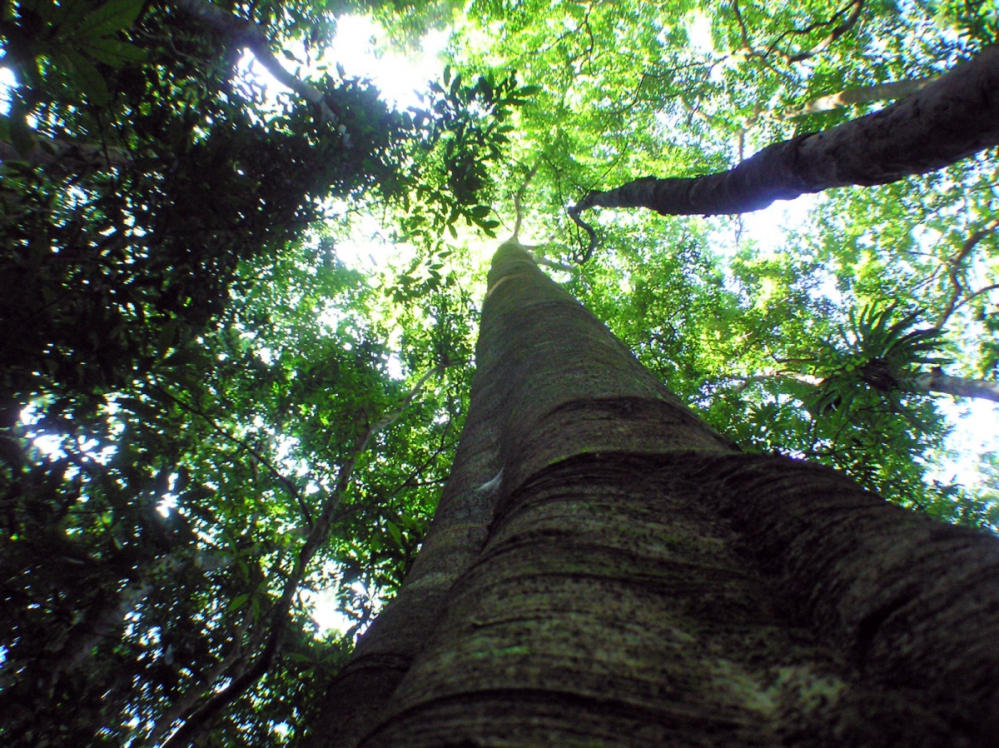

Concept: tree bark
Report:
left=572, top=46, right=999, bottom=217
left=911, top=369, right=999, bottom=403
left=311, top=241, right=999, bottom=747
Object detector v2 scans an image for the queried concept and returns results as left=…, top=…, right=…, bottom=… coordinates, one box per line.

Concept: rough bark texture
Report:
left=572, top=46, right=999, bottom=217
left=312, top=242, right=999, bottom=747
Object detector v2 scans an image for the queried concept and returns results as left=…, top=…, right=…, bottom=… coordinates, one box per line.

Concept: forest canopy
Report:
left=1, top=0, right=998, bottom=745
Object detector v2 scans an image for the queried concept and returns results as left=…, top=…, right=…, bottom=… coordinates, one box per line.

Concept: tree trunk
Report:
left=572, top=46, right=999, bottom=217
left=310, top=241, right=999, bottom=747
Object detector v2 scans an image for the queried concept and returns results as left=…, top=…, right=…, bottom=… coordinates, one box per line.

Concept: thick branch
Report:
left=572, top=46, right=999, bottom=217
left=911, top=369, right=999, bottom=403
left=0, top=136, right=132, bottom=171
left=739, top=367, right=999, bottom=405
left=168, top=0, right=338, bottom=123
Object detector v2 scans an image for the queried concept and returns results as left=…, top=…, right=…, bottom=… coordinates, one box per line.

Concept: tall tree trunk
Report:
left=572, top=46, right=999, bottom=217
left=310, top=241, right=999, bottom=747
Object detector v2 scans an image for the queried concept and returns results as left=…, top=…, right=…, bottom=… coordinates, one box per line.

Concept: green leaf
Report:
left=74, top=0, right=145, bottom=39
left=385, top=520, right=403, bottom=549
left=49, top=0, right=97, bottom=32
left=228, top=593, right=250, bottom=612
left=79, top=37, right=147, bottom=68
left=61, top=51, right=110, bottom=106
left=6, top=100, right=36, bottom=156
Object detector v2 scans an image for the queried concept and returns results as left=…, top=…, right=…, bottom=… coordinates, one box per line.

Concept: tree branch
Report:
left=785, top=0, right=865, bottom=63
left=733, top=365, right=999, bottom=405
left=572, top=46, right=999, bottom=218
left=910, top=369, right=999, bottom=403
left=151, top=384, right=314, bottom=527
left=157, top=368, right=439, bottom=748
left=168, top=0, right=339, bottom=123
left=512, top=161, right=539, bottom=239
left=146, top=615, right=251, bottom=746
left=933, top=218, right=999, bottom=330
left=736, top=0, right=865, bottom=65
left=0, top=136, right=132, bottom=171
left=784, top=77, right=936, bottom=118
left=567, top=205, right=598, bottom=262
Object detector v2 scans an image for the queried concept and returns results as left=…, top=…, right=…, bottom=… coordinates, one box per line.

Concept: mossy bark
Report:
left=311, top=241, right=999, bottom=747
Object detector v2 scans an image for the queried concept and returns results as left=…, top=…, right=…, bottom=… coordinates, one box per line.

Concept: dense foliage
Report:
left=2, top=0, right=997, bottom=745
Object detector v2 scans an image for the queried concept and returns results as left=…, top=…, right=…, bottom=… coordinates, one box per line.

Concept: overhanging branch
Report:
left=168, top=0, right=339, bottom=123
left=571, top=47, right=999, bottom=219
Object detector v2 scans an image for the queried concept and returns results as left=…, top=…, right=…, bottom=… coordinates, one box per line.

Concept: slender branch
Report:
left=933, top=218, right=999, bottom=331
left=727, top=370, right=823, bottom=393
left=532, top=254, right=578, bottom=274
left=784, top=77, right=936, bottom=118
left=567, top=204, right=598, bottom=263
left=168, top=0, right=339, bottom=123
left=151, top=384, right=314, bottom=527
left=732, top=0, right=753, bottom=53
left=512, top=162, right=539, bottom=239
left=962, top=282, right=999, bottom=306
left=146, top=615, right=251, bottom=746
left=736, top=0, right=865, bottom=65
left=158, top=368, right=438, bottom=748
left=786, top=0, right=865, bottom=63
left=52, top=581, right=151, bottom=680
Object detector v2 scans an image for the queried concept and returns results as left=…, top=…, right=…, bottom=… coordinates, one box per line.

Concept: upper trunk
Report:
left=310, top=242, right=999, bottom=748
